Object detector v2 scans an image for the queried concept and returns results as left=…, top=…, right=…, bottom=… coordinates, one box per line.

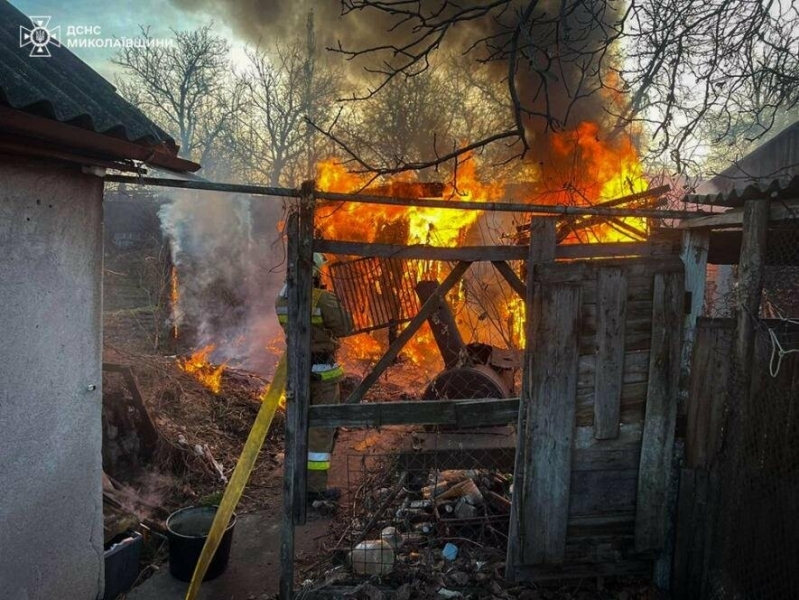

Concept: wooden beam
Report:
left=491, top=261, right=526, bottom=298
left=308, top=397, right=520, bottom=428
left=316, top=239, right=527, bottom=261
left=342, top=261, right=472, bottom=405
left=678, top=198, right=799, bottom=229
left=522, top=281, right=582, bottom=564
left=635, top=271, right=684, bottom=552
left=594, top=268, right=628, bottom=439
left=317, top=190, right=705, bottom=218
left=105, top=173, right=298, bottom=197
left=506, top=217, right=557, bottom=579
left=318, top=238, right=677, bottom=262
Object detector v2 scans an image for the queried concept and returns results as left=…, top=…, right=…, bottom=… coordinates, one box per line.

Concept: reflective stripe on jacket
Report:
left=275, top=285, right=354, bottom=354
left=307, top=451, right=331, bottom=471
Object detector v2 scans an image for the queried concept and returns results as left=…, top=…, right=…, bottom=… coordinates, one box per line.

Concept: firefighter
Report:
left=275, top=253, right=353, bottom=502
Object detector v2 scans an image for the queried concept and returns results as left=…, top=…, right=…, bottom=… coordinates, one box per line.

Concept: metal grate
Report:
left=328, top=257, right=422, bottom=334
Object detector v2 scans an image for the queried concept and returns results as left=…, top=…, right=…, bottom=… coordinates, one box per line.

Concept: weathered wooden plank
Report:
left=576, top=382, right=649, bottom=427
left=685, top=322, right=734, bottom=468
left=594, top=268, right=628, bottom=439
left=578, top=350, right=651, bottom=388
left=579, top=276, right=653, bottom=305
left=293, top=189, right=315, bottom=527
left=280, top=189, right=315, bottom=600
left=579, top=321, right=652, bottom=355
left=318, top=239, right=679, bottom=263
left=521, top=282, right=581, bottom=564
left=573, top=423, right=643, bottom=471
left=343, top=261, right=472, bottom=405
left=680, top=230, right=710, bottom=415
left=673, top=468, right=711, bottom=599
left=507, top=217, right=556, bottom=580
left=635, top=271, right=685, bottom=552
left=315, top=239, right=527, bottom=261
left=736, top=200, right=769, bottom=379
left=570, top=469, right=639, bottom=517
left=309, top=397, right=519, bottom=428
left=536, top=256, right=684, bottom=284
left=317, top=188, right=704, bottom=218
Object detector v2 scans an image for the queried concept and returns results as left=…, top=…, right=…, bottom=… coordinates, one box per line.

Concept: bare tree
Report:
left=237, top=13, right=343, bottom=186
left=314, top=0, right=799, bottom=177
left=114, top=25, right=241, bottom=170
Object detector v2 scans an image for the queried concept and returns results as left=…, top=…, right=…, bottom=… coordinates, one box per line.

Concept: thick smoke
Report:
left=159, top=192, right=286, bottom=375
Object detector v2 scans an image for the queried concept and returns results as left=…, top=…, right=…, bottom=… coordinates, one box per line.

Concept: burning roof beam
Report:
left=104, top=173, right=707, bottom=220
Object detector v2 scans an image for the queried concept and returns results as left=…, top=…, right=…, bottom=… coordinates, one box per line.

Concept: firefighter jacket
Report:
left=275, top=284, right=354, bottom=355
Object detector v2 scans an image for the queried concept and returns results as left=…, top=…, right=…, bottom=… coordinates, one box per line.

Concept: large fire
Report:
left=316, top=120, right=650, bottom=371
left=178, top=344, right=225, bottom=394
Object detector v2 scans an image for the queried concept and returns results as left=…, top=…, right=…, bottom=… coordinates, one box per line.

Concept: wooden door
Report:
left=508, top=256, right=685, bottom=580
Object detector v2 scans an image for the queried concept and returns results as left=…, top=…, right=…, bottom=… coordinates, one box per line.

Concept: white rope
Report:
left=767, top=310, right=799, bottom=377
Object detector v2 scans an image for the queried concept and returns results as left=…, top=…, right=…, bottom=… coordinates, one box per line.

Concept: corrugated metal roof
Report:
left=0, top=0, right=177, bottom=149
left=685, top=175, right=799, bottom=208
left=709, top=120, right=799, bottom=192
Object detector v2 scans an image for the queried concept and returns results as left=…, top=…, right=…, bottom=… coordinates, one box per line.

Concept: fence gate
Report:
left=507, top=253, right=685, bottom=580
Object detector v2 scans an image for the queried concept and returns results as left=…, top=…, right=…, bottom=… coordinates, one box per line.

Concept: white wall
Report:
left=0, top=159, right=105, bottom=599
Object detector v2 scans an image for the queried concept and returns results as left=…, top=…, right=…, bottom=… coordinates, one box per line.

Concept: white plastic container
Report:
left=349, top=527, right=401, bottom=576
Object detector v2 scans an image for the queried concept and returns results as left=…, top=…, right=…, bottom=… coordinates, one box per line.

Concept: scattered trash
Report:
left=348, top=527, right=400, bottom=575
left=441, top=543, right=459, bottom=561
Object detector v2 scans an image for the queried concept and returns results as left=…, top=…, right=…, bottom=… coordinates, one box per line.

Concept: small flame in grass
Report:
left=179, top=345, right=225, bottom=394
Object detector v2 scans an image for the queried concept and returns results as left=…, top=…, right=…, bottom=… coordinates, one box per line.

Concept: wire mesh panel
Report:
left=338, top=435, right=517, bottom=583
left=706, top=327, right=799, bottom=599
left=328, top=257, right=422, bottom=334
left=693, top=211, right=799, bottom=599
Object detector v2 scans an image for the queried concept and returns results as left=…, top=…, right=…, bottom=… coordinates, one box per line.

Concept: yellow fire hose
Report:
left=184, top=351, right=286, bottom=600
left=185, top=290, right=321, bottom=600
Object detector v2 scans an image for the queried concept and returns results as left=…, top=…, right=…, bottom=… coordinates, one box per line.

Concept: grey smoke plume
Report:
left=170, top=0, right=623, bottom=145
left=159, top=192, right=286, bottom=375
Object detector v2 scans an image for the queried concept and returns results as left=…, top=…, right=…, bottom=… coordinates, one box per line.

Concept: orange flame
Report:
left=545, top=121, right=648, bottom=242
left=309, top=121, right=649, bottom=375
left=178, top=344, right=225, bottom=394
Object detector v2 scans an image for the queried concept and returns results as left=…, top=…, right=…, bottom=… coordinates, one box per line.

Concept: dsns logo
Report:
left=20, top=16, right=61, bottom=58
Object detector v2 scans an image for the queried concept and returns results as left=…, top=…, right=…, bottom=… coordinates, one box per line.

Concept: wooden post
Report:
left=506, top=217, right=556, bottom=578
left=635, top=271, right=684, bottom=552
left=736, top=200, right=769, bottom=377
left=293, top=183, right=315, bottom=526
left=680, top=229, right=710, bottom=407
left=594, top=268, right=628, bottom=439
left=279, top=182, right=314, bottom=600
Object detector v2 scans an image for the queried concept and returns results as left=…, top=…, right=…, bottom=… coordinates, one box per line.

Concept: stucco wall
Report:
left=0, top=159, right=105, bottom=599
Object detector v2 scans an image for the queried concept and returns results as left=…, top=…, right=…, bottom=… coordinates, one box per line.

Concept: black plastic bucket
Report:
left=165, top=506, right=237, bottom=582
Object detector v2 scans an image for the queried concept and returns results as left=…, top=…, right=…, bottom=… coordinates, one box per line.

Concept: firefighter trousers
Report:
left=307, top=377, right=340, bottom=493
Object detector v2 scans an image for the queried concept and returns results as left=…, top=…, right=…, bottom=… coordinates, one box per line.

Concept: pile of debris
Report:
left=307, top=467, right=511, bottom=588
left=308, top=465, right=655, bottom=599
left=101, top=348, right=285, bottom=518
